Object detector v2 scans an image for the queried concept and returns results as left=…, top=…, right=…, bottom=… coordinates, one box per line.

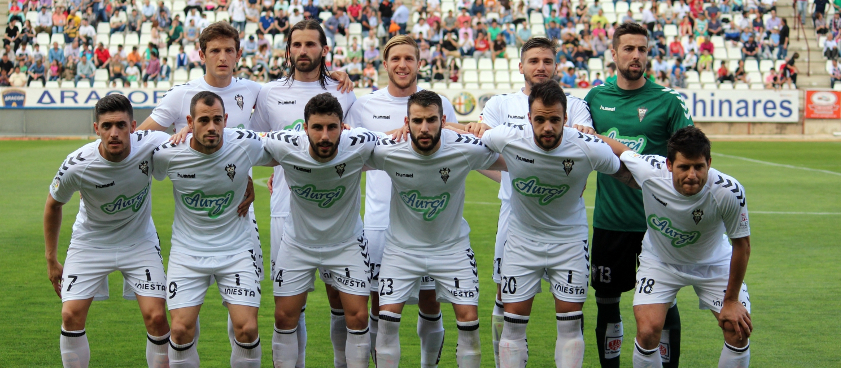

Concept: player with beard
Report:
left=462, top=36, right=595, bottom=368
left=369, top=91, right=507, bottom=368
left=585, top=22, right=694, bottom=368
left=251, top=19, right=357, bottom=368
left=45, top=95, right=172, bottom=368
left=345, top=35, right=461, bottom=367
left=481, top=81, right=621, bottom=368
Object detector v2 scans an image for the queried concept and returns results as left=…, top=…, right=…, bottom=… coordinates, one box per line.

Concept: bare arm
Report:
left=598, top=134, right=641, bottom=189
left=477, top=169, right=501, bottom=183
left=44, top=194, right=65, bottom=298
left=138, top=116, right=169, bottom=131
left=718, top=236, right=752, bottom=340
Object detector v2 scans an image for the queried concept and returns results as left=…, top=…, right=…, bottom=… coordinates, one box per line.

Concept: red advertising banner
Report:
left=805, top=90, right=841, bottom=119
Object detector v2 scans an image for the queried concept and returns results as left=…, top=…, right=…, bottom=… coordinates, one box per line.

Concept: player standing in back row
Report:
left=585, top=22, right=694, bottom=368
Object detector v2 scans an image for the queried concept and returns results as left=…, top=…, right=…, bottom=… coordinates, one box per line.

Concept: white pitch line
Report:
left=254, top=178, right=839, bottom=215
left=712, top=152, right=841, bottom=177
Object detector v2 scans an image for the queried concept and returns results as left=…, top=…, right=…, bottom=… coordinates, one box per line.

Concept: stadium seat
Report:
left=50, top=33, right=65, bottom=46
left=172, top=1, right=186, bottom=13
left=125, top=33, right=140, bottom=47
left=506, top=46, right=518, bottom=58
left=335, top=34, right=348, bottom=47
left=827, top=60, right=835, bottom=73
left=745, top=62, right=759, bottom=73
left=185, top=43, right=195, bottom=54
left=189, top=68, right=203, bottom=80
left=139, top=34, right=152, bottom=46
left=45, top=80, right=60, bottom=88
left=168, top=45, right=180, bottom=57
left=711, top=36, right=725, bottom=49
left=464, top=82, right=480, bottom=89
left=728, top=60, right=740, bottom=71
left=141, top=22, right=153, bottom=34
left=479, top=70, right=494, bottom=83
left=478, top=58, right=493, bottom=70
left=245, top=23, right=258, bottom=35
left=97, top=23, right=111, bottom=35
left=630, top=1, right=645, bottom=10
left=834, top=84, right=841, bottom=91
left=26, top=11, right=38, bottom=23
left=664, top=25, right=678, bottom=37
left=109, top=45, right=119, bottom=55
left=442, top=2, right=455, bottom=13
left=217, top=11, right=230, bottom=22
left=418, top=81, right=432, bottom=90
left=714, top=48, right=728, bottom=61
left=759, top=60, right=774, bottom=72
left=463, top=70, right=479, bottom=83
left=480, top=82, right=496, bottom=89
left=700, top=71, right=716, bottom=84
left=509, top=70, right=521, bottom=83
left=493, top=59, right=508, bottom=70
left=95, top=69, right=110, bottom=81
left=615, top=2, right=629, bottom=14
left=588, top=58, right=604, bottom=71
left=93, top=80, right=109, bottom=88
left=495, top=70, right=510, bottom=84
left=746, top=71, right=762, bottom=82
left=602, top=2, right=615, bottom=13
left=461, top=58, right=478, bottom=70
left=487, top=12, right=500, bottom=21
left=110, top=34, right=125, bottom=47
left=509, top=58, right=519, bottom=70
left=686, top=71, right=700, bottom=83
left=529, top=12, right=544, bottom=25
left=531, top=24, right=546, bottom=36
left=725, top=44, right=741, bottom=60
left=37, top=33, right=50, bottom=46
left=686, top=82, right=702, bottom=89
left=348, top=23, right=362, bottom=36
left=734, top=83, right=750, bottom=89
left=702, top=83, right=718, bottom=90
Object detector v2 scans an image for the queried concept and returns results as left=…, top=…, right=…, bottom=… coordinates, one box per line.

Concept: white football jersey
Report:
left=346, top=87, right=459, bottom=230
left=261, top=128, right=380, bottom=246
left=149, top=77, right=262, bottom=132
left=620, top=151, right=750, bottom=266
left=251, top=77, right=357, bottom=218
left=151, top=129, right=272, bottom=256
left=368, top=129, right=499, bottom=254
left=482, top=125, right=619, bottom=243
left=479, top=89, right=593, bottom=202
left=49, top=131, right=170, bottom=248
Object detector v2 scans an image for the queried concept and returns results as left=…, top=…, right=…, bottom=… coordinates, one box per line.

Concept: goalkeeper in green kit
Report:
left=585, top=22, right=694, bottom=368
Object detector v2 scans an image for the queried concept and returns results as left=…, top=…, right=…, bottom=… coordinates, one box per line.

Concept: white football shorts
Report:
left=492, top=199, right=511, bottom=284
left=271, top=233, right=372, bottom=297
left=166, top=249, right=263, bottom=310
left=500, top=232, right=590, bottom=304
left=378, top=245, right=480, bottom=306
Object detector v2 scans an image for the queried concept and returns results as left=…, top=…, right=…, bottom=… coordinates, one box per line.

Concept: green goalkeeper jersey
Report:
left=585, top=79, right=694, bottom=232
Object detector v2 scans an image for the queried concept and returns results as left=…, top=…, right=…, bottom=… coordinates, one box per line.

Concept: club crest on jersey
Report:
left=101, top=185, right=150, bottom=214
left=225, top=164, right=236, bottom=181
left=439, top=167, right=451, bottom=183
left=399, top=190, right=450, bottom=221
left=647, top=214, right=701, bottom=247
left=235, top=94, right=244, bottom=110
left=335, top=163, right=346, bottom=177
left=692, top=208, right=704, bottom=225
left=512, top=176, right=570, bottom=205
left=638, top=106, right=648, bottom=122
left=562, top=159, right=574, bottom=176
left=139, top=160, right=149, bottom=176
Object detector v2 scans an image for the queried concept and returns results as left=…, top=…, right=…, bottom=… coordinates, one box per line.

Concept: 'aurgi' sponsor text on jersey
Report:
left=482, top=125, right=619, bottom=243
left=251, top=78, right=357, bottom=218
left=261, top=128, right=379, bottom=246
left=149, top=77, right=262, bottom=132
left=346, top=87, right=459, bottom=230
left=49, top=130, right=170, bottom=248
left=478, top=89, right=593, bottom=202
left=621, top=151, right=750, bottom=266
left=368, top=129, right=498, bottom=254
left=151, top=129, right=272, bottom=256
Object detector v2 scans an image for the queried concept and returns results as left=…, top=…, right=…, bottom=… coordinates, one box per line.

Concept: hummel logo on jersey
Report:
left=507, top=114, right=525, bottom=119
left=600, top=105, right=616, bottom=111
left=516, top=155, right=534, bottom=164
left=139, top=160, right=149, bottom=176
left=395, top=172, right=414, bottom=178
left=692, top=209, right=704, bottom=225
left=335, top=163, right=346, bottom=177
left=562, top=159, right=574, bottom=175
left=647, top=214, right=701, bottom=248
left=101, top=185, right=150, bottom=214
left=294, top=165, right=311, bottom=173
left=652, top=194, right=668, bottom=207
left=512, top=176, right=570, bottom=205
left=277, top=100, right=297, bottom=105
left=235, top=94, right=244, bottom=110
left=225, top=164, right=237, bottom=181
left=182, top=190, right=235, bottom=218
left=399, top=190, right=450, bottom=221
left=291, top=185, right=346, bottom=208
left=95, top=181, right=115, bottom=189
left=373, top=114, right=391, bottom=119
left=177, top=173, right=196, bottom=178
left=440, top=167, right=451, bottom=183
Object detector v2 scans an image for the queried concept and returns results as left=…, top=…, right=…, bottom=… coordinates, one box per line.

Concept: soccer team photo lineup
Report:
left=30, top=19, right=773, bottom=368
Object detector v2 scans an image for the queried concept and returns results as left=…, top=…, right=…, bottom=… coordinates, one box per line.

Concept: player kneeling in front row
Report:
left=151, top=91, right=274, bottom=367
left=602, top=126, right=752, bottom=368
left=370, top=91, right=507, bottom=368
left=45, top=94, right=172, bottom=368
left=481, top=81, right=622, bottom=368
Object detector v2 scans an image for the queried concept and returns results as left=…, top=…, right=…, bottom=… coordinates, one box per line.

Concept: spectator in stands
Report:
left=245, top=2, right=261, bottom=24
left=19, top=20, right=35, bottom=47
left=470, top=0, right=486, bottom=16
left=831, top=13, right=841, bottom=36
left=459, top=30, right=475, bottom=56
left=141, top=0, right=157, bottom=23
left=167, top=15, right=184, bottom=47
left=473, top=32, right=491, bottom=59
left=440, top=32, right=460, bottom=59
left=7, top=2, right=23, bottom=25
left=302, top=0, right=319, bottom=22
left=741, top=34, right=760, bottom=69
left=816, top=12, right=829, bottom=37
left=448, top=57, right=459, bottom=82
left=127, top=45, right=142, bottom=67
left=27, top=58, right=46, bottom=86
left=159, top=57, right=171, bottom=82
left=684, top=48, right=698, bottom=71
left=0, top=69, right=10, bottom=86
left=829, top=59, right=841, bottom=88
left=110, top=9, right=127, bottom=34
left=560, top=66, right=576, bottom=88
left=325, top=8, right=350, bottom=44
left=670, top=58, right=687, bottom=88
left=229, top=0, right=247, bottom=31
left=668, top=35, right=684, bottom=59
left=184, top=19, right=200, bottom=45
left=47, top=41, right=63, bottom=66
left=125, top=60, right=139, bottom=84
left=708, top=13, right=723, bottom=36
left=824, top=34, right=838, bottom=60
left=572, top=44, right=589, bottom=70
left=491, top=33, right=507, bottom=59
left=175, top=46, right=188, bottom=70
left=109, top=54, right=128, bottom=87
left=127, top=9, right=142, bottom=36
left=10, top=66, right=27, bottom=87
left=188, top=41, right=203, bottom=71
left=346, top=56, right=363, bottom=85
left=83, top=7, right=98, bottom=29
left=80, top=43, right=95, bottom=63
left=393, top=0, right=410, bottom=34
left=779, top=53, right=798, bottom=88
left=651, top=53, right=669, bottom=79
left=35, top=6, right=53, bottom=36
left=64, top=12, right=80, bottom=43
left=62, top=56, right=76, bottom=81
left=678, top=15, right=693, bottom=36
left=412, top=16, right=431, bottom=41
left=723, top=21, right=740, bottom=44
left=258, top=9, right=274, bottom=35
left=654, top=35, right=668, bottom=57
left=764, top=67, right=780, bottom=90
left=812, top=0, right=831, bottom=26
left=762, top=26, right=780, bottom=59
left=591, top=71, right=604, bottom=86
left=94, top=42, right=110, bottom=68
left=360, top=7, right=378, bottom=38
left=268, top=57, right=284, bottom=80
left=717, top=60, right=734, bottom=83
left=142, top=51, right=160, bottom=87
left=242, top=35, right=258, bottom=58
left=577, top=71, right=591, bottom=88
left=15, top=43, right=31, bottom=69
left=78, top=18, right=96, bottom=46
left=698, top=49, right=713, bottom=71
left=363, top=43, right=381, bottom=69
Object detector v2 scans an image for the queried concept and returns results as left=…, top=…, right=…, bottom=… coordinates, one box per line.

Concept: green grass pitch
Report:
left=0, top=139, right=839, bottom=367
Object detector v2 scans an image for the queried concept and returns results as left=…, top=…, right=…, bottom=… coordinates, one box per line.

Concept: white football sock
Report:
left=146, top=332, right=170, bottom=368
left=718, top=341, right=750, bottom=368
left=272, top=326, right=299, bottom=368
left=296, top=306, right=307, bottom=368
left=60, top=328, right=90, bottom=368
left=369, top=312, right=379, bottom=364
left=168, top=339, right=200, bottom=368
left=376, top=311, right=402, bottom=368
left=498, top=313, right=529, bottom=368
left=331, top=308, right=348, bottom=368
left=491, top=299, right=504, bottom=368
left=456, top=320, right=482, bottom=368
left=418, top=311, right=445, bottom=368
left=231, top=337, right=261, bottom=368
left=346, top=327, right=371, bottom=368
left=633, top=338, right=662, bottom=368
left=555, top=311, right=585, bottom=368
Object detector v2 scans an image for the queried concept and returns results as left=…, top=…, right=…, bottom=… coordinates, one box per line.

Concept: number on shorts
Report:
left=502, top=276, right=517, bottom=294
left=638, top=277, right=655, bottom=294
left=275, top=270, right=283, bottom=287
left=168, top=282, right=178, bottom=299
left=596, top=266, right=612, bottom=283
left=380, top=278, right=394, bottom=295
left=65, top=275, right=78, bottom=291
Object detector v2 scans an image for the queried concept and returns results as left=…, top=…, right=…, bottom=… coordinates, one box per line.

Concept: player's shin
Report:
left=146, top=332, right=170, bottom=368
left=555, top=312, right=585, bottom=368
left=418, top=311, right=445, bottom=368
left=632, top=339, right=662, bottom=368
left=230, top=337, right=261, bottom=368
left=375, top=311, right=402, bottom=368
left=595, top=295, right=623, bottom=368
left=332, top=308, right=349, bottom=367
left=719, top=340, right=750, bottom=368
left=345, top=327, right=372, bottom=368
left=60, top=328, right=90, bottom=368
left=498, top=313, right=529, bottom=368
left=272, top=326, right=299, bottom=368
left=661, top=301, right=681, bottom=367
left=296, top=306, right=307, bottom=368
left=492, top=297, right=505, bottom=368
left=456, top=320, right=482, bottom=368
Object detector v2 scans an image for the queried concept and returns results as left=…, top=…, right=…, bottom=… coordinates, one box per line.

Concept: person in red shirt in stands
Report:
left=94, top=42, right=111, bottom=68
